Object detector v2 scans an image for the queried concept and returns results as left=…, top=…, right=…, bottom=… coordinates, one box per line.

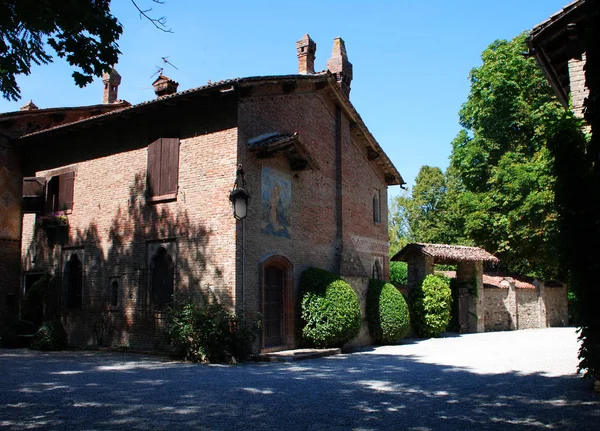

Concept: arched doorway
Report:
left=261, top=255, right=293, bottom=350
left=151, top=246, right=174, bottom=310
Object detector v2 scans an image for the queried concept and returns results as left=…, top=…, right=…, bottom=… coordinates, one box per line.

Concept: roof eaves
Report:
left=324, top=75, right=404, bottom=186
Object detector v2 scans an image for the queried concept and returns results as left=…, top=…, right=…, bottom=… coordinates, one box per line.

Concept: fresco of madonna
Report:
left=261, top=167, right=291, bottom=238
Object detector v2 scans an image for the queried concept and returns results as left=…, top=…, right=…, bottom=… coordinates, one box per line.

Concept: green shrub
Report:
left=166, top=299, right=260, bottom=363
left=31, top=320, right=67, bottom=351
left=389, top=261, right=408, bottom=286
left=300, top=267, right=361, bottom=348
left=409, top=274, right=452, bottom=338
left=367, top=280, right=410, bottom=343
left=0, top=320, right=37, bottom=348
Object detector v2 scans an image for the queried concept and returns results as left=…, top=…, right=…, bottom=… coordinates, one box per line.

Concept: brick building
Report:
left=3, top=35, right=403, bottom=351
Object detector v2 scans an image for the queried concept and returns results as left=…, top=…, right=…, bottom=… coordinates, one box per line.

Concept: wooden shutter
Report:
left=161, top=138, right=180, bottom=198
left=58, top=172, right=75, bottom=211
left=146, top=138, right=162, bottom=200
left=147, top=138, right=179, bottom=201
left=22, top=177, right=46, bottom=213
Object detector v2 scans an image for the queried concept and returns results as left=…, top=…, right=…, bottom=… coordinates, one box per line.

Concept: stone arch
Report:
left=260, top=255, right=294, bottom=351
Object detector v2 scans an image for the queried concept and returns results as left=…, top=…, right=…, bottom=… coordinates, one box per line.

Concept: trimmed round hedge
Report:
left=367, top=280, right=410, bottom=343
left=409, top=274, right=452, bottom=338
left=300, top=267, right=361, bottom=348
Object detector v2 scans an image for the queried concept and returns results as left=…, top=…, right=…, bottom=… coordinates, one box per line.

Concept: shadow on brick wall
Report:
left=23, top=173, right=225, bottom=350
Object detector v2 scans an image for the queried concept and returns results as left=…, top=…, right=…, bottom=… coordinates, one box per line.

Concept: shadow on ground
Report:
left=0, top=346, right=597, bottom=431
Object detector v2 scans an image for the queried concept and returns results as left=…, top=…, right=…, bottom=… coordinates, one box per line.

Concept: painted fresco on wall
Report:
left=261, top=167, right=291, bottom=238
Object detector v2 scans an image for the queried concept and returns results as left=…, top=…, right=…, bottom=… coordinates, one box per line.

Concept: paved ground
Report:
left=0, top=328, right=598, bottom=430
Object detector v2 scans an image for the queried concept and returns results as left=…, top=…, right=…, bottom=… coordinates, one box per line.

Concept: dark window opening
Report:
left=151, top=247, right=174, bottom=310
left=44, top=172, right=75, bottom=213
left=66, top=254, right=83, bottom=309
left=373, top=192, right=381, bottom=224
left=372, top=259, right=382, bottom=280
left=111, top=280, right=119, bottom=308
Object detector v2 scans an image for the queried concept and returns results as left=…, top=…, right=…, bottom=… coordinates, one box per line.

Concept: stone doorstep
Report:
left=253, top=348, right=341, bottom=362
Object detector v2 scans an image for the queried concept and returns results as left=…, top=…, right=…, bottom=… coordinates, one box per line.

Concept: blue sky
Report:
left=0, top=0, right=569, bottom=199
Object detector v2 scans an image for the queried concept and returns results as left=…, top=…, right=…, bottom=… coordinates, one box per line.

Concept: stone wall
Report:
left=483, top=281, right=568, bottom=331
left=343, top=276, right=374, bottom=349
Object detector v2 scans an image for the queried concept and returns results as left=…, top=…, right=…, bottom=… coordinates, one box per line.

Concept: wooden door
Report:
left=264, top=265, right=284, bottom=347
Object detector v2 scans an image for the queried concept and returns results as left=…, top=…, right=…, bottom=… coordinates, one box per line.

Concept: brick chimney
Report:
left=296, top=34, right=316, bottom=75
left=327, top=37, right=353, bottom=96
left=102, top=68, right=121, bottom=104
left=152, top=74, right=179, bottom=98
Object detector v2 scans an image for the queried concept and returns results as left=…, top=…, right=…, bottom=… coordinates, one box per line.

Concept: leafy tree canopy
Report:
left=0, top=0, right=123, bottom=101
left=0, top=1, right=171, bottom=102
left=389, top=165, right=470, bottom=250
left=450, top=33, right=575, bottom=279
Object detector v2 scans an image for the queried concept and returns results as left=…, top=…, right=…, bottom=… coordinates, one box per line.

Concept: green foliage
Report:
left=300, top=267, right=361, bottom=348
left=166, top=299, right=260, bottom=363
left=389, top=261, right=408, bottom=286
left=367, top=280, right=410, bottom=343
left=31, top=320, right=67, bottom=351
left=0, top=0, right=123, bottom=101
left=409, top=274, right=452, bottom=338
left=448, top=33, right=571, bottom=279
left=0, top=320, right=37, bottom=348
left=389, top=165, right=472, bottom=247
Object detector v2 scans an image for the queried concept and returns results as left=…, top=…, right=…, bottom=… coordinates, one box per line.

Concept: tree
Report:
left=449, top=33, right=573, bottom=279
left=0, top=0, right=170, bottom=101
left=389, top=165, right=469, bottom=248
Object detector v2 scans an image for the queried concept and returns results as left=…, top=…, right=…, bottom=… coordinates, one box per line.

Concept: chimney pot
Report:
left=327, top=37, right=353, bottom=96
left=152, top=74, right=179, bottom=98
left=102, top=68, right=121, bottom=104
left=296, top=34, right=317, bottom=75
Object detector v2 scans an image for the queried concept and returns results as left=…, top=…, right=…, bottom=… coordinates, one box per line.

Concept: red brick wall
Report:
left=20, top=121, right=238, bottom=348
left=238, top=84, right=392, bottom=348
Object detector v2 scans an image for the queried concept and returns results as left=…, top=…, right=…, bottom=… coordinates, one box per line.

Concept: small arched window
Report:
left=151, top=246, right=174, bottom=310
left=66, top=254, right=83, bottom=309
left=372, top=259, right=382, bottom=280
left=111, top=279, right=119, bottom=308
left=373, top=191, right=381, bottom=223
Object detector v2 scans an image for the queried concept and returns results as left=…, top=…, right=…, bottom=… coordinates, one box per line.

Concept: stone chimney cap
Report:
left=20, top=100, right=39, bottom=111
left=327, top=37, right=353, bottom=95
left=102, top=68, right=121, bottom=85
left=297, top=34, right=316, bottom=50
left=152, top=74, right=180, bottom=97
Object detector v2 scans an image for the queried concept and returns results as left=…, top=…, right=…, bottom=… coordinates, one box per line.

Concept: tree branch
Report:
left=130, top=0, right=173, bottom=33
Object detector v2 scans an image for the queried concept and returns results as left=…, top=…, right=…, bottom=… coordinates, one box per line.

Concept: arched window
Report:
left=372, top=258, right=382, bottom=280
left=66, top=254, right=83, bottom=308
left=151, top=246, right=174, bottom=310
left=111, top=279, right=119, bottom=308
left=373, top=191, right=381, bottom=223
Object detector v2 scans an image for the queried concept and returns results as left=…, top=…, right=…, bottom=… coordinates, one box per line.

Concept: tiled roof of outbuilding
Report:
left=391, top=243, right=499, bottom=264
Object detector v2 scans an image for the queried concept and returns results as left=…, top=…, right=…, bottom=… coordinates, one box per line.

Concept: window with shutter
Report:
left=146, top=138, right=180, bottom=202
left=45, top=171, right=76, bottom=213
left=22, top=177, right=46, bottom=213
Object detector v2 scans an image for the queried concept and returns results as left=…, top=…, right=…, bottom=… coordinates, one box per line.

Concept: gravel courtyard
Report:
left=0, top=328, right=598, bottom=430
